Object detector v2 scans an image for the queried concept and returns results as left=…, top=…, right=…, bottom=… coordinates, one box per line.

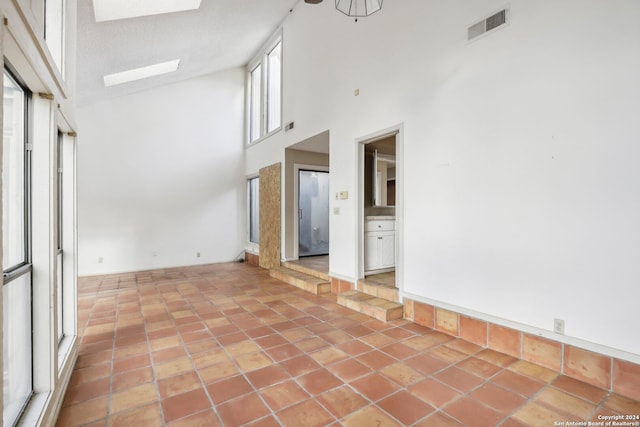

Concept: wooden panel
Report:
left=259, top=163, right=281, bottom=269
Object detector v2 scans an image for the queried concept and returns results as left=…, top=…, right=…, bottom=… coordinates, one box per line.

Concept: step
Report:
left=337, top=290, right=403, bottom=322
left=358, top=278, right=399, bottom=303
left=281, top=260, right=330, bottom=281
left=270, top=267, right=331, bottom=295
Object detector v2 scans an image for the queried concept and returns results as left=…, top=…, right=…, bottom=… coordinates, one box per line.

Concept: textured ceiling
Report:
left=77, top=0, right=301, bottom=106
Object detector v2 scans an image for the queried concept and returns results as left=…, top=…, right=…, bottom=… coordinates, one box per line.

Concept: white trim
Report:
left=293, top=163, right=330, bottom=260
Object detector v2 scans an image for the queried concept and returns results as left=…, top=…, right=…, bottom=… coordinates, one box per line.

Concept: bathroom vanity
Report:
left=364, top=216, right=395, bottom=273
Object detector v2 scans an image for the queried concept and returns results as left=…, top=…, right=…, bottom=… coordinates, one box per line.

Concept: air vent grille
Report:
left=468, top=8, right=508, bottom=41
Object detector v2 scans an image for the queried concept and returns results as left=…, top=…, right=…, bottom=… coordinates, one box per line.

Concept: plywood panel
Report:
left=259, top=163, right=281, bottom=269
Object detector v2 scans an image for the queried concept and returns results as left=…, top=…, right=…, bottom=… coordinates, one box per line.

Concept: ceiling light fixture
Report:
left=103, top=59, right=180, bottom=87
left=93, top=0, right=202, bottom=22
left=304, top=0, right=323, bottom=4
left=335, top=0, right=383, bottom=21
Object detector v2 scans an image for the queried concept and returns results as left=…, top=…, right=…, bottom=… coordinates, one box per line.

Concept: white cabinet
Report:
left=365, top=218, right=395, bottom=272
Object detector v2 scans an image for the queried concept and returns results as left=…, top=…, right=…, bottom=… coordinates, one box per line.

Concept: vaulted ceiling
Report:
left=76, top=0, right=301, bottom=106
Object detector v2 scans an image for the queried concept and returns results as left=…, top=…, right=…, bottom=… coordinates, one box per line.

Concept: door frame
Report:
left=293, top=163, right=330, bottom=260
left=356, top=124, right=404, bottom=293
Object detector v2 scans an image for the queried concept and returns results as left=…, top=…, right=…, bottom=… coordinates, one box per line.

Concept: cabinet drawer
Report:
left=365, top=220, right=395, bottom=232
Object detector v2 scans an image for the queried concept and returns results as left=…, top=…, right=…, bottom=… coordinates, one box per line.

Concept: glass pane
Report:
left=249, top=178, right=260, bottom=243
left=266, top=42, right=281, bottom=133
left=249, top=64, right=262, bottom=142
left=45, top=0, right=65, bottom=76
left=57, top=252, right=64, bottom=341
left=3, top=273, right=33, bottom=426
left=2, top=72, right=26, bottom=270
left=299, top=171, right=330, bottom=257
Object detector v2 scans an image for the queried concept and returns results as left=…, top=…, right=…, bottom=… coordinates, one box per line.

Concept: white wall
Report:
left=246, top=0, right=640, bottom=358
left=78, top=68, right=245, bottom=275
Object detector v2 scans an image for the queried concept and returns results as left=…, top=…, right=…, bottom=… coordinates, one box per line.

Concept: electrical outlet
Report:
left=554, top=318, right=565, bottom=335
left=197, top=252, right=201, bottom=258
left=98, top=257, right=103, bottom=264
left=152, top=251, right=158, bottom=257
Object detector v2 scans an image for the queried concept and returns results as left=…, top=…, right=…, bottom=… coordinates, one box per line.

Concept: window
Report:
left=3, top=68, right=33, bottom=427
left=248, top=177, right=260, bottom=244
left=45, top=0, right=66, bottom=77
left=56, top=131, right=64, bottom=342
left=248, top=35, right=282, bottom=143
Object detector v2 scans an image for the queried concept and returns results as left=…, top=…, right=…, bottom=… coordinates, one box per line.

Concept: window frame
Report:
left=247, top=176, right=260, bottom=249
left=2, top=63, right=34, bottom=427
left=247, top=31, right=283, bottom=145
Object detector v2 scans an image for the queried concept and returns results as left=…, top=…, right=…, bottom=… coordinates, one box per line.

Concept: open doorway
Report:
left=358, top=126, right=403, bottom=291
left=298, top=169, right=330, bottom=257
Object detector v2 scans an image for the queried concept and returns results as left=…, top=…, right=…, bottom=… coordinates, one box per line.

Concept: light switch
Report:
left=339, top=191, right=348, bottom=200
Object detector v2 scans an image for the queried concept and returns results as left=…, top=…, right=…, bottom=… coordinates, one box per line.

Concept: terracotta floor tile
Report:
left=492, top=370, right=546, bottom=398
left=378, top=390, right=435, bottom=425
left=328, top=358, right=372, bottom=382
left=55, top=396, right=109, bottom=427
left=456, top=356, right=504, bottom=379
left=245, top=364, right=290, bottom=389
left=350, top=372, right=401, bottom=401
left=217, top=392, right=271, bottom=426
left=309, top=346, right=349, bottom=365
left=409, top=378, right=462, bottom=407
left=166, top=408, right=221, bottom=427
left=191, top=348, right=230, bottom=369
left=428, top=345, right=469, bottom=365
left=470, top=383, right=526, bottom=414
left=535, top=387, right=597, bottom=420
left=255, top=333, right=288, bottom=349
left=603, top=393, right=640, bottom=415
left=298, top=368, right=342, bottom=395
left=317, top=386, right=368, bottom=418
left=276, top=399, right=334, bottom=427
left=357, top=350, right=396, bottom=370
left=280, top=355, right=322, bottom=377
left=434, top=366, right=485, bottom=393
left=185, top=338, right=220, bottom=354
left=509, top=359, right=559, bottom=383
left=244, top=415, right=281, bottom=427
left=153, top=345, right=188, bottom=363
left=512, top=401, right=570, bottom=426
left=337, top=339, right=373, bottom=356
left=260, top=380, right=309, bottom=411
left=380, top=342, right=419, bottom=360
left=360, top=332, right=396, bottom=348
left=110, top=383, right=158, bottom=414
left=197, top=359, right=239, bottom=384
left=157, top=371, right=203, bottom=399
left=475, top=348, right=518, bottom=367
left=68, top=364, right=112, bottom=387
left=342, top=405, right=403, bottom=427
left=444, top=396, right=504, bottom=427
left=265, top=343, right=304, bottom=362
left=405, top=352, right=449, bottom=375
left=552, top=375, right=608, bottom=404
left=154, top=356, right=194, bottom=379
left=414, top=411, right=465, bottom=427
left=62, top=377, right=110, bottom=406
left=109, top=402, right=163, bottom=427
left=234, top=351, right=273, bottom=372
left=207, top=374, right=254, bottom=404
left=161, top=388, right=212, bottom=423
left=380, top=362, right=426, bottom=387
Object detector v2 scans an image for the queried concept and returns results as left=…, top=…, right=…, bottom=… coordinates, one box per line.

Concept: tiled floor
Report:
left=57, top=262, right=640, bottom=426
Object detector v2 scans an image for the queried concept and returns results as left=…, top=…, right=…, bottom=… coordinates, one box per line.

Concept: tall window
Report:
left=56, top=131, right=64, bottom=342
left=248, top=177, right=260, bottom=244
left=248, top=35, right=282, bottom=143
left=3, top=68, right=33, bottom=427
left=45, top=0, right=66, bottom=77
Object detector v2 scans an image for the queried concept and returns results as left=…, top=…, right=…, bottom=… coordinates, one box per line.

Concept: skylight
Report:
left=103, top=60, right=180, bottom=87
left=93, top=0, right=202, bottom=22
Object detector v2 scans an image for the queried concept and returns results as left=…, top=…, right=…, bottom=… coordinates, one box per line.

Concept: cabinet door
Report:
left=379, top=231, right=395, bottom=269
left=364, top=233, right=380, bottom=271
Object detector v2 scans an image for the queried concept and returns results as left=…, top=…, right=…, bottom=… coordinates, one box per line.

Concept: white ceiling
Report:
left=76, top=0, right=301, bottom=106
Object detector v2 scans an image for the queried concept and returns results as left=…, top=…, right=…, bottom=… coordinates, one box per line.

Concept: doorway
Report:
left=298, top=169, right=330, bottom=257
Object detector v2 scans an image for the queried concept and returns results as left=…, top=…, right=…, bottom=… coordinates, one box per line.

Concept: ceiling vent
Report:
left=468, top=8, right=508, bottom=41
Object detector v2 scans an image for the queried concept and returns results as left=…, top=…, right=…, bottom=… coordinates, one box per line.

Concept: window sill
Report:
left=247, top=126, right=282, bottom=148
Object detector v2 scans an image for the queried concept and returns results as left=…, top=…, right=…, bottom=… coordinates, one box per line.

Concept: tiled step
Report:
left=358, top=278, right=399, bottom=303
left=270, top=267, right=331, bottom=295
left=337, top=290, right=403, bottom=322
left=281, top=261, right=330, bottom=282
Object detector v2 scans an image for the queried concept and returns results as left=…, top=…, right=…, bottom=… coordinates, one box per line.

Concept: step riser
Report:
left=270, top=269, right=330, bottom=296
left=358, top=281, right=399, bottom=303
left=337, top=293, right=403, bottom=323
left=281, top=261, right=330, bottom=281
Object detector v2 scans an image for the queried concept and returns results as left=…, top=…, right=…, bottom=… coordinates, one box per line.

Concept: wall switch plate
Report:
left=554, top=318, right=565, bottom=335
left=98, top=257, right=103, bottom=264
left=339, top=191, right=348, bottom=200
left=333, top=207, right=340, bottom=215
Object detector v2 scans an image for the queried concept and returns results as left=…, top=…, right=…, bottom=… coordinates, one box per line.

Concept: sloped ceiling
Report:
left=77, top=0, right=301, bottom=106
